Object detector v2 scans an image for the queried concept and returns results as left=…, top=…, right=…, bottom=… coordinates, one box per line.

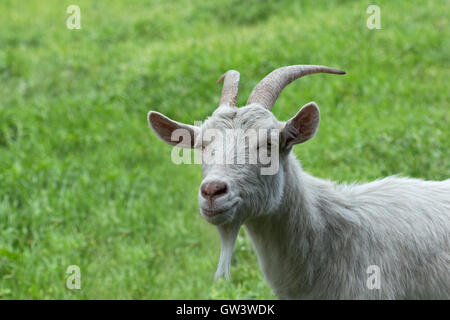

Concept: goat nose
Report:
left=201, top=181, right=228, bottom=200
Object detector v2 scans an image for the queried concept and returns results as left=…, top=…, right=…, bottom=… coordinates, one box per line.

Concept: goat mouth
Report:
left=201, top=208, right=229, bottom=217
left=201, top=201, right=239, bottom=218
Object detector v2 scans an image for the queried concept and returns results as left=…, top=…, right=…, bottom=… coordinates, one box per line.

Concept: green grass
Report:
left=0, top=0, right=448, bottom=299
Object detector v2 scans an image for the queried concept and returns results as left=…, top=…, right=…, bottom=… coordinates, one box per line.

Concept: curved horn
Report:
left=246, top=65, right=345, bottom=110
left=217, top=70, right=240, bottom=107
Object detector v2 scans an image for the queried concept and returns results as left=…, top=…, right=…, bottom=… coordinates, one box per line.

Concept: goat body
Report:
left=245, top=153, right=450, bottom=299
left=148, top=65, right=450, bottom=299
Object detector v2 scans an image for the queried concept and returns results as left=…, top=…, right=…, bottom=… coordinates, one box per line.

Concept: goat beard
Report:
left=214, top=221, right=242, bottom=281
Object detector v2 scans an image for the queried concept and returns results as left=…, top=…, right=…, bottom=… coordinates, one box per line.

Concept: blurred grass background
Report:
left=0, top=0, right=448, bottom=299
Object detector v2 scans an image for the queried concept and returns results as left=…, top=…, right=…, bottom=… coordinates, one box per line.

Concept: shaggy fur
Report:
left=245, top=153, right=450, bottom=299
left=149, top=98, right=450, bottom=300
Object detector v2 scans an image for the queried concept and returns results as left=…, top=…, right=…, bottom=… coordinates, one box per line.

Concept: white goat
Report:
left=148, top=65, right=450, bottom=299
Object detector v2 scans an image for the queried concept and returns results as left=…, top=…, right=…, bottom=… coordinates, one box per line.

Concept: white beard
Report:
left=214, top=221, right=242, bottom=280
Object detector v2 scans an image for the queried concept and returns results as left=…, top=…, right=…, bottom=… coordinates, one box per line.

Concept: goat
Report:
left=148, top=65, right=450, bottom=299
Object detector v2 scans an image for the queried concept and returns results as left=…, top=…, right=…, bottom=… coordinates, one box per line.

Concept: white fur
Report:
left=149, top=104, right=450, bottom=299
left=245, top=154, right=450, bottom=299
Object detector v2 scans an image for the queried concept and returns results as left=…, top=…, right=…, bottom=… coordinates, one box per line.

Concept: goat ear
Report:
left=148, top=111, right=199, bottom=149
left=280, top=102, right=320, bottom=149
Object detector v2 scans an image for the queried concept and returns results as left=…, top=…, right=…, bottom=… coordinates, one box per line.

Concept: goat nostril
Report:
left=213, top=184, right=228, bottom=197
left=201, top=181, right=228, bottom=199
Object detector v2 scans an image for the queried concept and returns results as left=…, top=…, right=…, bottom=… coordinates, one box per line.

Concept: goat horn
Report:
left=217, top=70, right=240, bottom=107
left=246, top=65, right=346, bottom=110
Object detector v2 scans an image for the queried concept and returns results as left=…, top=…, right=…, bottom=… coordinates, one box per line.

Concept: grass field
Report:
left=0, top=0, right=448, bottom=299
